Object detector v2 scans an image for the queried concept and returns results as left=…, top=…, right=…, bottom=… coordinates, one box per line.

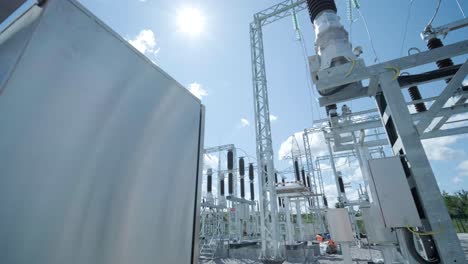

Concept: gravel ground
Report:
left=199, top=245, right=381, bottom=264
left=459, top=233, right=468, bottom=259
left=199, top=234, right=468, bottom=264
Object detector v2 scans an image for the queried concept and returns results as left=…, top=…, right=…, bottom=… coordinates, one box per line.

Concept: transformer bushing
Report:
left=312, top=10, right=355, bottom=70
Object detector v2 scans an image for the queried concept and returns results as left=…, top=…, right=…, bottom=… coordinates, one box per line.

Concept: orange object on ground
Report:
left=316, top=234, right=324, bottom=242
left=326, top=239, right=338, bottom=254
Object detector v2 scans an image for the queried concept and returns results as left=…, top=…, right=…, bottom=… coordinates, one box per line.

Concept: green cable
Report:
left=292, top=9, right=301, bottom=41
left=347, top=0, right=353, bottom=21
left=352, top=0, right=361, bottom=9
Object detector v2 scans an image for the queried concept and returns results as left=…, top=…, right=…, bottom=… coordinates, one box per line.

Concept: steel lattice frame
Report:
left=250, top=0, right=306, bottom=259
left=314, top=40, right=468, bottom=262
left=252, top=0, right=468, bottom=261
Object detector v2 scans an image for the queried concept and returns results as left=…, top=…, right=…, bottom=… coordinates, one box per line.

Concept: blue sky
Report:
left=78, top=0, right=468, bottom=197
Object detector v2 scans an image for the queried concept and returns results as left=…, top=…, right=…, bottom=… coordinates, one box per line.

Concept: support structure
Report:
left=250, top=0, right=468, bottom=262
left=376, top=68, right=467, bottom=262
left=250, top=0, right=307, bottom=259
left=314, top=48, right=468, bottom=263
left=302, top=130, right=324, bottom=233
left=201, top=144, right=261, bottom=257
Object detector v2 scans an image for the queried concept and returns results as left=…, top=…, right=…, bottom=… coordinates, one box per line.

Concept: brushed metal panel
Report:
left=0, top=4, right=42, bottom=90
left=191, top=106, right=205, bottom=264
left=0, top=0, right=202, bottom=263
left=361, top=206, right=397, bottom=244
left=368, top=157, right=422, bottom=228
left=325, top=208, right=354, bottom=243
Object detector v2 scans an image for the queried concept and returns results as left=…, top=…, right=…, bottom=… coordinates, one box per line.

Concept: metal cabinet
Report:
left=0, top=1, right=204, bottom=263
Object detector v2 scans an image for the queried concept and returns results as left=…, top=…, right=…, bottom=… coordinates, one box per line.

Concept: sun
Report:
left=176, top=7, right=205, bottom=36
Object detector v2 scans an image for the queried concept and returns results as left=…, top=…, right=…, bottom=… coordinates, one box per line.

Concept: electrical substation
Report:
left=0, top=0, right=467, bottom=263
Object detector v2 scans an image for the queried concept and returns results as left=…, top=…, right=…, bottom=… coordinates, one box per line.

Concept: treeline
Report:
left=443, top=190, right=467, bottom=233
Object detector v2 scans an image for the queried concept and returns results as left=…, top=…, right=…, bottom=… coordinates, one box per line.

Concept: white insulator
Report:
left=314, top=11, right=355, bottom=70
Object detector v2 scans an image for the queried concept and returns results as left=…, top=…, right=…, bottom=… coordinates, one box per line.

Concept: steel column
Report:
left=250, top=17, right=281, bottom=259
left=378, top=71, right=465, bottom=263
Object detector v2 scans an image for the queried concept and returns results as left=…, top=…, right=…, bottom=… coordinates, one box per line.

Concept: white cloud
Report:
left=440, top=94, right=468, bottom=129
left=323, top=184, right=343, bottom=207
left=458, top=160, right=468, bottom=171
left=278, top=133, right=302, bottom=160
left=203, top=153, right=219, bottom=170
left=418, top=92, right=468, bottom=160
left=188, top=82, right=208, bottom=100
left=346, top=166, right=363, bottom=182
left=442, top=113, right=468, bottom=129
left=452, top=176, right=463, bottom=184
left=270, top=114, right=278, bottom=122
left=422, top=136, right=465, bottom=161
left=278, top=131, right=328, bottom=160
left=457, top=160, right=468, bottom=177
left=345, top=188, right=360, bottom=203
left=240, top=118, right=250, bottom=127
left=128, top=29, right=160, bottom=56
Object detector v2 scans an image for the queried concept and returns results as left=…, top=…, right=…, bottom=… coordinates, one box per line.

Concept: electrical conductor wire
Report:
left=296, top=27, right=323, bottom=120
left=454, top=0, right=466, bottom=18
left=400, top=0, right=416, bottom=57
left=426, top=0, right=442, bottom=29
left=356, top=8, right=380, bottom=63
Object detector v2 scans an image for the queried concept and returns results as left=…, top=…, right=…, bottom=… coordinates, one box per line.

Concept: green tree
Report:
left=443, top=190, right=467, bottom=218
left=442, top=190, right=467, bottom=233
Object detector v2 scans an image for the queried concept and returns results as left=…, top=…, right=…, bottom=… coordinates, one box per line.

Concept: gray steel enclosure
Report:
left=0, top=0, right=204, bottom=263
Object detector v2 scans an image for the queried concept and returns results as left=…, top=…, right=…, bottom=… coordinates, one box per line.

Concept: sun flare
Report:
left=176, top=7, right=205, bottom=36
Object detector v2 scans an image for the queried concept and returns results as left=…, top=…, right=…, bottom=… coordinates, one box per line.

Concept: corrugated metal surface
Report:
left=0, top=0, right=203, bottom=263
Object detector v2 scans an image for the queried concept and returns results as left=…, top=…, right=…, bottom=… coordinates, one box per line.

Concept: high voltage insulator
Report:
left=294, top=160, right=301, bottom=182
left=239, top=157, right=246, bottom=198
left=227, top=150, right=234, bottom=170
left=239, top=157, right=245, bottom=176
left=250, top=182, right=255, bottom=201
left=301, top=168, right=306, bottom=185
left=427, top=38, right=455, bottom=82
left=207, top=168, right=212, bottom=193
left=306, top=175, right=311, bottom=188
left=306, top=0, right=337, bottom=22
left=249, top=163, right=255, bottom=201
left=338, top=176, right=345, bottom=193
left=292, top=9, right=301, bottom=41
left=408, top=86, right=427, bottom=113
left=407, top=37, right=454, bottom=114
left=323, top=196, right=328, bottom=207
left=228, top=172, right=233, bottom=194
left=347, top=0, right=353, bottom=21
left=326, top=104, right=338, bottom=118
left=248, top=163, right=254, bottom=181
left=220, top=173, right=225, bottom=196
left=240, top=177, right=245, bottom=198
left=352, top=0, right=360, bottom=9
left=274, top=172, right=278, bottom=183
